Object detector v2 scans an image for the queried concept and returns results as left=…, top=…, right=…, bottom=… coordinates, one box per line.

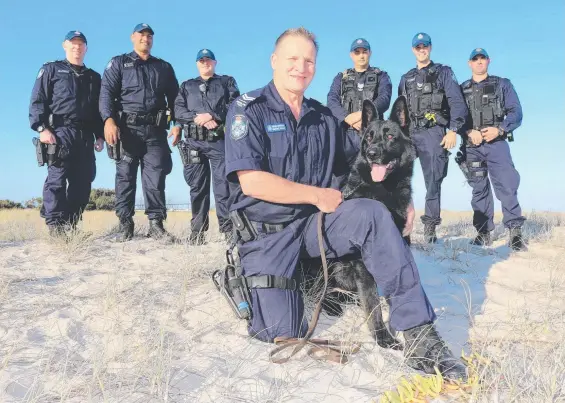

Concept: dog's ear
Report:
left=361, top=99, right=377, bottom=130
left=390, top=96, right=410, bottom=131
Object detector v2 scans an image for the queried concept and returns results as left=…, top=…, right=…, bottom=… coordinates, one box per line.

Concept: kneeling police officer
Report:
left=224, top=27, right=468, bottom=381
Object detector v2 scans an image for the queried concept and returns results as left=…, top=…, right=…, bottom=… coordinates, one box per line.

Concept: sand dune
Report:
left=0, top=210, right=563, bottom=402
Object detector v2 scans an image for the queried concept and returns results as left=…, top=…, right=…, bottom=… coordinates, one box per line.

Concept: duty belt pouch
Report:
left=187, top=124, right=197, bottom=139
left=198, top=126, right=206, bottom=141
left=207, top=129, right=218, bottom=142
left=230, top=210, right=258, bottom=243
left=188, top=149, right=201, bottom=164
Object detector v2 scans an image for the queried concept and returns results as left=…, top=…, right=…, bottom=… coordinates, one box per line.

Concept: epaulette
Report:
left=235, top=92, right=259, bottom=109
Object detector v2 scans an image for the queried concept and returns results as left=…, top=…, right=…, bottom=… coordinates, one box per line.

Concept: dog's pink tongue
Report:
left=371, top=164, right=387, bottom=182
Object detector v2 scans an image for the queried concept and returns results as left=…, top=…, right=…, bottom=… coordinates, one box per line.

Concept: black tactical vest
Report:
left=461, top=76, right=504, bottom=130
left=402, top=64, right=446, bottom=120
left=341, top=67, right=382, bottom=118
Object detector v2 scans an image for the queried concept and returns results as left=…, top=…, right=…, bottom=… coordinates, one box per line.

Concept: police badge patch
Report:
left=106, top=59, right=113, bottom=70
left=36, top=68, right=44, bottom=79
left=230, top=114, right=248, bottom=140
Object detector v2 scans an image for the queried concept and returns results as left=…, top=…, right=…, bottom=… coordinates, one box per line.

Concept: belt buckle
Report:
left=127, top=113, right=137, bottom=125
left=265, top=275, right=274, bottom=288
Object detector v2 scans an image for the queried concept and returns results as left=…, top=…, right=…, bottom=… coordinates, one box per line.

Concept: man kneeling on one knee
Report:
left=224, top=27, right=468, bottom=381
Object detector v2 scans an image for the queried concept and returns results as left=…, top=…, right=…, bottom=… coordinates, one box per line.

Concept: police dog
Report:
left=301, top=96, right=415, bottom=350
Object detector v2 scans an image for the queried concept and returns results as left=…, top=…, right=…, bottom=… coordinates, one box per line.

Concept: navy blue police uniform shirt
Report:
left=327, top=68, right=393, bottom=124
left=29, top=60, right=103, bottom=138
left=225, top=81, right=349, bottom=224
left=460, top=76, right=523, bottom=133
left=398, top=62, right=468, bottom=132
left=99, top=52, right=179, bottom=122
left=174, top=74, right=240, bottom=125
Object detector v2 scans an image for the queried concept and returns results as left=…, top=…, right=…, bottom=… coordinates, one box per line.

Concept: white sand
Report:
left=0, top=213, right=563, bottom=402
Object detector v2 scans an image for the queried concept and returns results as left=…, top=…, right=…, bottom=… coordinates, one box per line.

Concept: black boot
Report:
left=471, top=231, right=492, bottom=246
left=187, top=231, right=207, bottom=246
left=115, top=218, right=134, bottom=242
left=147, top=219, right=175, bottom=242
left=424, top=224, right=438, bottom=244
left=509, top=227, right=527, bottom=251
left=403, top=323, right=468, bottom=382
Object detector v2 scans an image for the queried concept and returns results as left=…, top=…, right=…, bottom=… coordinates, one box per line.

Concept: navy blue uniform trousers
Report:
left=183, top=138, right=231, bottom=234
left=239, top=199, right=436, bottom=343
left=115, top=124, right=172, bottom=220
left=465, top=139, right=525, bottom=232
left=41, top=127, right=96, bottom=225
left=412, top=126, right=449, bottom=226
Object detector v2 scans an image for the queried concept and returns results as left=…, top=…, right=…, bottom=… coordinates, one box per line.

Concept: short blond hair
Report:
left=274, top=27, right=319, bottom=52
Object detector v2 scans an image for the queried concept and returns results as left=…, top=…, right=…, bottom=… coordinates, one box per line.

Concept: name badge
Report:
left=266, top=123, right=286, bottom=133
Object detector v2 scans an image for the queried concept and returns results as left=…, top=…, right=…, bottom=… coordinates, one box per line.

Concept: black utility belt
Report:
left=119, top=110, right=170, bottom=129
left=184, top=123, right=224, bottom=141
left=49, top=114, right=90, bottom=130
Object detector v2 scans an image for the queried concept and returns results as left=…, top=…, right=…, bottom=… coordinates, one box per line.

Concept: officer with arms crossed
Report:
left=399, top=32, right=468, bottom=243
left=224, top=27, right=467, bottom=381
left=100, top=23, right=180, bottom=242
left=173, top=49, right=240, bottom=245
left=327, top=38, right=392, bottom=170
left=29, top=30, right=104, bottom=236
left=459, top=48, right=526, bottom=251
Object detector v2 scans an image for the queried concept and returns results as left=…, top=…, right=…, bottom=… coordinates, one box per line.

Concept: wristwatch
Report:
left=37, top=125, right=46, bottom=133
left=449, top=127, right=459, bottom=133
left=498, top=128, right=505, bottom=137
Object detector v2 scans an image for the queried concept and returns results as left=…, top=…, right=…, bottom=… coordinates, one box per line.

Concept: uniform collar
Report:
left=264, top=80, right=317, bottom=118
left=471, top=74, right=490, bottom=84
left=197, top=74, right=218, bottom=82
left=417, top=60, right=435, bottom=71
left=128, top=51, right=154, bottom=61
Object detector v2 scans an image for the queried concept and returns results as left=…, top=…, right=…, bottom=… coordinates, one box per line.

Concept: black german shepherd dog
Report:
left=300, top=96, right=416, bottom=350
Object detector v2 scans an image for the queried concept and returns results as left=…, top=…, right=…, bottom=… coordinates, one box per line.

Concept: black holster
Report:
left=212, top=251, right=253, bottom=321
left=32, top=137, right=67, bottom=167
left=177, top=141, right=201, bottom=166
left=229, top=209, right=258, bottom=243
left=107, top=138, right=132, bottom=163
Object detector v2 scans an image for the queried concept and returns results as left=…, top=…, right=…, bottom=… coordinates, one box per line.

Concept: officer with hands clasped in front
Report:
left=100, top=23, right=180, bottom=242
left=173, top=49, right=240, bottom=245
left=327, top=38, right=392, bottom=171
left=458, top=48, right=526, bottom=251
left=29, top=30, right=104, bottom=237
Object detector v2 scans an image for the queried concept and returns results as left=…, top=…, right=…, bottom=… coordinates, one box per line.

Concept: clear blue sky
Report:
left=1, top=0, right=563, bottom=212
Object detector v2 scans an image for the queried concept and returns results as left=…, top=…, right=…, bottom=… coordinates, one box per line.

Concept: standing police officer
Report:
left=29, top=30, right=104, bottom=236
left=399, top=33, right=468, bottom=243
left=327, top=38, right=392, bottom=172
left=173, top=49, right=240, bottom=245
left=100, top=23, right=180, bottom=242
left=224, top=27, right=467, bottom=381
left=459, top=48, right=526, bottom=251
